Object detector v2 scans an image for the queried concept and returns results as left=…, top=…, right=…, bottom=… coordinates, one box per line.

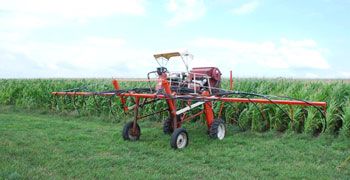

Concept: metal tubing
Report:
left=202, top=91, right=214, bottom=128
left=182, top=110, right=204, bottom=122
left=176, top=101, right=204, bottom=115
left=52, top=91, right=326, bottom=107
left=161, top=77, right=178, bottom=130
left=137, top=108, right=169, bottom=120
left=215, top=97, right=327, bottom=107
left=133, top=97, right=140, bottom=135
left=112, top=79, right=128, bottom=112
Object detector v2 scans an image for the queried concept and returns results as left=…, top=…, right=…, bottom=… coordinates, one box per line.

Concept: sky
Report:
left=0, top=0, right=349, bottom=78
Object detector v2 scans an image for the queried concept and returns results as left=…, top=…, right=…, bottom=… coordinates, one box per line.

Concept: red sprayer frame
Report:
left=52, top=77, right=327, bottom=133
left=51, top=52, right=327, bottom=149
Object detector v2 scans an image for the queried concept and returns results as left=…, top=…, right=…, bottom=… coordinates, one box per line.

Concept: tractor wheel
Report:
left=163, top=118, right=174, bottom=134
left=122, top=121, right=141, bottom=141
left=170, top=128, right=188, bottom=149
left=209, top=119, right=226, bottom=140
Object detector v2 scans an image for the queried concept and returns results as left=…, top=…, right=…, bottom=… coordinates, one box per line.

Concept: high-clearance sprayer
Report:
left=52, top=52, right=327, bottom=149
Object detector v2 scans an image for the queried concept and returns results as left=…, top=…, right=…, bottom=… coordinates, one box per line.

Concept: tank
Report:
left=188, top=67, right=222, bottom=88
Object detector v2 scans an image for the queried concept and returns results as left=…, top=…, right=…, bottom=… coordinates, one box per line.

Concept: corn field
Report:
left=0, top=78, right=349, bottom=136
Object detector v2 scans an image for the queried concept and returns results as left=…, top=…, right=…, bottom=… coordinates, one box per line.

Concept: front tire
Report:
left=209, top=119, right=226, bottom=140
left=122, top=121, right=141, bottom=141
left=170, top=128, right=189, bottom=149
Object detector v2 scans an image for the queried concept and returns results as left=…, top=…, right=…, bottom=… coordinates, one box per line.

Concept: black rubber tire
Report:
left=163, top=118, right=174, bottom=134
left=209, top=119, right=226, bottom=140
left=170, top=128, right=189, bottom=149
left=122, top=121, right=141, bottom=141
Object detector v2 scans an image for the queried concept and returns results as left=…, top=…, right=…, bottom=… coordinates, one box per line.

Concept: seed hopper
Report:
left=52, top=52, right=327, bottom=149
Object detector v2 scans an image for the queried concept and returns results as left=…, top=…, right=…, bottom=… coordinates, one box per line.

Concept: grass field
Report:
left=1, top=78, right=350, bottom=178
left=1, top=109, right=350, bottom=179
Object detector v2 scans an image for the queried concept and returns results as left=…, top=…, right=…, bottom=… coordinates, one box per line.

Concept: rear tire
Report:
left=209, top=119, right=226, bottom=140
left=170, top=128, right=189, bottom=149
left=122, top=121, right=141, bottom=141
left=163, top=118, right=174, bottom=134
left=163, top=116, right=181, bottom=134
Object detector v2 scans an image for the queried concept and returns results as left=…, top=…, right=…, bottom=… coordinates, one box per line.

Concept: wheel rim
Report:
left=176, top=132, right=187, bottom=149
left=217, top=123, right=225, bottom=140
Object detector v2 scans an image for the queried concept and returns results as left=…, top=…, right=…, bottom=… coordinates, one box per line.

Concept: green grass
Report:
left=1, top=110, right=350, bottom=179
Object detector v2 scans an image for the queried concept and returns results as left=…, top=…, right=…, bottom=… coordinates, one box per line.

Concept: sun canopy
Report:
left=153, top=52, right=181, bottom=60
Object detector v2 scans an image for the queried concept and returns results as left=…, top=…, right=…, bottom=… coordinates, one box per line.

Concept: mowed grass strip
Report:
left=1, top=111, right=350, bottom=179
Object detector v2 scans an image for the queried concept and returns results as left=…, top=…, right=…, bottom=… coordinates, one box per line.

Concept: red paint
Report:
left=161, top=77, right=179, bottom=128
left=112, top=79, right=128, bottom=112
left=112, top=79, right=120, bottom=90
left=202, top=91, right=214, bottom=128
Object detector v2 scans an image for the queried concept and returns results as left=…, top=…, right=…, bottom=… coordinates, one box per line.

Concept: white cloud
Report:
left=0, top=31, right=25, bottom=42
left=0, top=36, right=157, bottom=78
left=280, top=38, right=317, bottom=47
left=0, top=14, right=50, bottom=29
left=0, top=0, right=146, bottom=31
left=190, top=37, right=330, bottom=72
left=166, top=0, right=206, bottom=26
left=340, top=71, right=350, bottom=78
left=0, top=0, right=146, bottom=18
left=232, top=0, right=259, bottom=15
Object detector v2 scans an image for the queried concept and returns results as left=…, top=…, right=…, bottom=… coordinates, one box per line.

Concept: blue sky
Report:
left=0, top=0, right=349, bottom=78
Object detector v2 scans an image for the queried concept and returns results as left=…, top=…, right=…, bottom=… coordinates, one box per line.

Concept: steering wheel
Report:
left=157, top=67, right=168, bottom=75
